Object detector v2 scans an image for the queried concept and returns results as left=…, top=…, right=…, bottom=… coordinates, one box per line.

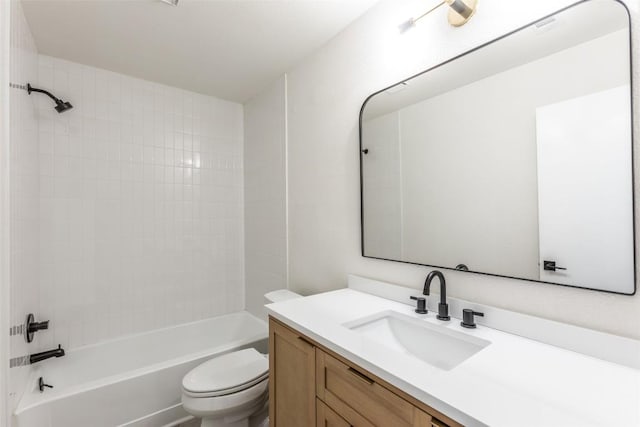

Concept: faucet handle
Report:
left=410, top=296, right=428, bottom=314
left=461, top=308, right=484, bottom=328
left=25, top=313, right=50, bottom=343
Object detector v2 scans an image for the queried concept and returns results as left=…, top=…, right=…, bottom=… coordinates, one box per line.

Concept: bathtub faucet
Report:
left=30, top=344, right=65, bottom=364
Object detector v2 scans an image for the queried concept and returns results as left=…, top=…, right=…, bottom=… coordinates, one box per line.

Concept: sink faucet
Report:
left=423, top=271, right=450, bottom=321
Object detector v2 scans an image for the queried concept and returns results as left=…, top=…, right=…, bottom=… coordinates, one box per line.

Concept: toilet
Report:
left=181, top=290, right=301, bottom=427
left=182, top=348, right=269, bottom=427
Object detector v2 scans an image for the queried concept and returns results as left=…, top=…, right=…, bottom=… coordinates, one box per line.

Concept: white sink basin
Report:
left=344, top=311, right=490, bottom=370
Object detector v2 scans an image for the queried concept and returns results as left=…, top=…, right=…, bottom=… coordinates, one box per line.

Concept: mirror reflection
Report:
left=360, top=0, right=634, bottom=294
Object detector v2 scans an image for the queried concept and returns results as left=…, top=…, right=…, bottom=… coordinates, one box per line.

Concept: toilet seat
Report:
left=182, top=377, right=269, bottom=419
left=183, top=372, right=269, bottom=398
left=182, top=348, right=269, bottom=398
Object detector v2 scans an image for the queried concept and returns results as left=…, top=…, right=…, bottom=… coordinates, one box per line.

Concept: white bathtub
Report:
left=14, top=312, right=268, bottom=427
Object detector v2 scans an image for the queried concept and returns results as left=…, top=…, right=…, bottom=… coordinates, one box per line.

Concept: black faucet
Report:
left=30, top=345, right=65, bottom=364
left=423, top=271, right=450, bottom=321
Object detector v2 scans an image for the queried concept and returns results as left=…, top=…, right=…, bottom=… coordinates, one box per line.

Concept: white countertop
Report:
left=266, top=288, right=640, bottom=427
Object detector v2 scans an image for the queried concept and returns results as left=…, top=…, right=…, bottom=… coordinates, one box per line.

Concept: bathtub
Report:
left=14, top=311, right=268, bottom=427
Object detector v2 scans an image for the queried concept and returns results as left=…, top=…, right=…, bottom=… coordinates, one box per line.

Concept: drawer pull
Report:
left=347, top=367, right=374, bottom=385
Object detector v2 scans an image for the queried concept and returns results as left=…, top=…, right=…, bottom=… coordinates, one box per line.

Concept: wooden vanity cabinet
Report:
left=269, top=317, right=462, bottom=427
left=269, top=318, right=316, bottom=427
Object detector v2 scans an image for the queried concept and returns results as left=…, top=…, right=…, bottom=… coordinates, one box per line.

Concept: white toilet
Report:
left=182, top=348, right=269, bottom=427
left=181, top=290, right=301, bottom=427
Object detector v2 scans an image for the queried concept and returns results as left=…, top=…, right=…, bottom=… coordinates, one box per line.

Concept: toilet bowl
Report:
left=182, top=289, right=302, bottom=427
left=182, top=348, right=269, bottom=427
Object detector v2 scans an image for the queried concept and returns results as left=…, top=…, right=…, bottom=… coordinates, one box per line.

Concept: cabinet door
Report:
left=269, top=318, right=316, bottom=427
left=317, top=399, right=351, bottom=427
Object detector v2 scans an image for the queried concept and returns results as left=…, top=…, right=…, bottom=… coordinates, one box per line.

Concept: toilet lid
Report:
left=182, top=348, right=268, bottom=395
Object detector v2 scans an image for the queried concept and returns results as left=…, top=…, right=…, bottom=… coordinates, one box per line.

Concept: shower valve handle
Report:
left=25, top=313, right=49, bottom=343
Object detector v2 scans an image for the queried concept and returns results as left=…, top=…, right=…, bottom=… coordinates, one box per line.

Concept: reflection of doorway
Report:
left=362, top=113, right=403, bottom=260
left=535, top=85, right=634, bottom=293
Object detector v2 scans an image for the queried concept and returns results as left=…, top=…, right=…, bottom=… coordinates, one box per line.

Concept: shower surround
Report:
left=34, top=55, right=246, bottom=352
left=5, top=0, right=247, bottom=416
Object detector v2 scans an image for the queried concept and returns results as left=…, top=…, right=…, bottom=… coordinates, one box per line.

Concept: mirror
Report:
left=360, top=0, right=635, bottom=294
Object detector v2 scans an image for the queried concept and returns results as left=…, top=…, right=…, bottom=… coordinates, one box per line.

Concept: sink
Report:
left=344, top=311, right=490, bottom=370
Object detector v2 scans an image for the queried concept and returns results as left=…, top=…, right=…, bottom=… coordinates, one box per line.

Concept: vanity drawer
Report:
left=317, top=399, right=351, bottom=427
left=316, top=350, right=433, bottom=427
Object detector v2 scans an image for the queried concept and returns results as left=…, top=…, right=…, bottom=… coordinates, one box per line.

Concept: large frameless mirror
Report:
left=360, top=0, right=635, bottom=294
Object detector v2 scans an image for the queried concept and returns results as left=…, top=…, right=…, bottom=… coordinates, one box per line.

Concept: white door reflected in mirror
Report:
left=536, top=86, right=634, bottom=294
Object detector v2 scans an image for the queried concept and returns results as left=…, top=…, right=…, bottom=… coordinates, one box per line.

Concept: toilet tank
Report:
left=264, top=289, right=302, bottom=304
left=261, top=290, right=302, bottom=355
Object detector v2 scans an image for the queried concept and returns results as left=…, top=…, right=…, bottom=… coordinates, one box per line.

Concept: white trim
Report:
left=0, top=0, right=12, bottom=425
left=240, top=103, right=246, bottom=311
left=283, top=73, right=290, bottom=290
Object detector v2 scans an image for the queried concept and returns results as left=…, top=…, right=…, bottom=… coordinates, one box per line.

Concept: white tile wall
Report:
left=36, top=56, right=245, bottom=350
left=8, top=0, right=39, bottom=413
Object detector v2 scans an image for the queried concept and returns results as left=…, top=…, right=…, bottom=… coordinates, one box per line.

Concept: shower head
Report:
left=27, top=83, right=73, bottom=114
left=55, top=100, right=73, bottom=113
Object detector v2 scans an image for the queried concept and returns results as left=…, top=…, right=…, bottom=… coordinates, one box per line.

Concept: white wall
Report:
left=35, top=55, right=245, bottom=350
left=285, top=0, right=640, bottom=339
left=6, top=0, right=40, bottom=415
left=244, top=76, right=288, bottom=318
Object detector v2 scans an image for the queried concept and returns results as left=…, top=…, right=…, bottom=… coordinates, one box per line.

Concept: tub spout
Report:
left=30, top=344, right=65, bottom=364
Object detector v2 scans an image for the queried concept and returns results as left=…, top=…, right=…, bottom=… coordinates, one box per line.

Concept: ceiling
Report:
left=22, top=0, right=380, bottom=102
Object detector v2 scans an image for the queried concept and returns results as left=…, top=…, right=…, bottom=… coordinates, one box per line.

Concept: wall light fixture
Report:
left=399, top=0, right=478, bottom=33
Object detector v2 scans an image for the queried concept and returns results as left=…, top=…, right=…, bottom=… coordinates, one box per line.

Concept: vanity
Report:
left=268, top=317, right=457, bottom=427
left=266, top=276, right=640, bottom=427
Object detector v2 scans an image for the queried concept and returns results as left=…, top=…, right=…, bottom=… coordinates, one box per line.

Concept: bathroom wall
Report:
left=36, top=56, right=245, bottom=350
left=284, top=0, right=640, bottom=339
left=6, top=0, right=40, bottom=415
left=243, top=76, right=288, bottom=318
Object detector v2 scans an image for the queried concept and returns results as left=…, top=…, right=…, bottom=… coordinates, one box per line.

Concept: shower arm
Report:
left=27, top=84, right=62, bottom=103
